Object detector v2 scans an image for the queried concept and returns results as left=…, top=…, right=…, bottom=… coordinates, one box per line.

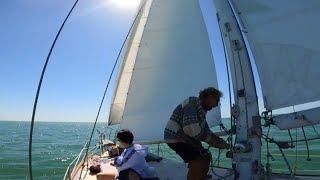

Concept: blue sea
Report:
left=0, top=121, right=103, bottom=180
left=1, top=120, right=320, bottom=179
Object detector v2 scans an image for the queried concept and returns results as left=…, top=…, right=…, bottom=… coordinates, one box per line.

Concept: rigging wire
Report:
left=207, top=147, right=234, bottom=180
left=288, top=129, right=294, bottom=148
left=28, top=0, right=80, bottom=179
left=265, top=125, right=273, bottom=178
left=78, top=1, right=147, bottom=179
left=312, top=125, right=320, bottom=137
left=293, top=128, right=298, bottom=174
left=262, top=129, right=320, bottom=177
left=262, top=134, right=294, bottom=177
left=301, top=127, right=311, bottom=161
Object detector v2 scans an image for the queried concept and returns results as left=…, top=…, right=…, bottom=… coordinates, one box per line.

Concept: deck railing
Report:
left=63, top=141, right=98, bottom=180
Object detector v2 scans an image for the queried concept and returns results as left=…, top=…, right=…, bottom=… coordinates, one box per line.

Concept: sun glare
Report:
left=110, top=0, right=141, bottom=9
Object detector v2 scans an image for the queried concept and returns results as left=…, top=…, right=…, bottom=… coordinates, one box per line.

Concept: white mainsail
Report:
left=230, top=0, right=320, bottom=110
left=109, top=0, right=221, bottom=143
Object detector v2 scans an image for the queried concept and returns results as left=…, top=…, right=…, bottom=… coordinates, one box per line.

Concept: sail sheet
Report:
left=111, top=0, right=221, bottom=143
left=230, top=0, right=320, bottom=110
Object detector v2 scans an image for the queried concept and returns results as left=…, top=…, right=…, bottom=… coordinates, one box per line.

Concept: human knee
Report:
left=189, top=157, right=209, bottom=168
left=199, top=153, right=211, bottom=163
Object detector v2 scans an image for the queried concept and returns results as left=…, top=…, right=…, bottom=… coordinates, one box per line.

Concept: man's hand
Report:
left=208, top=136, right=229, bottom=149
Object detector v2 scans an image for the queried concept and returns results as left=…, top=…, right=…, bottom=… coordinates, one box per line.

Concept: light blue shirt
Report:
left=114, top=144, right=153, bottom=178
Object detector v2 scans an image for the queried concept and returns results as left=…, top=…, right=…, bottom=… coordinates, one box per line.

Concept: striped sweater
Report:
left=164, top=96, right=217, bottom=147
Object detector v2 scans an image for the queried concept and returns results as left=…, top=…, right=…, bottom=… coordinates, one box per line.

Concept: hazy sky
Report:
left=0, top=0, right=265, bottom=122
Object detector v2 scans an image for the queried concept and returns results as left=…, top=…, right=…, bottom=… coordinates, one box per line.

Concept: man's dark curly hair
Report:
left=199, top=87, right=223, bottom=100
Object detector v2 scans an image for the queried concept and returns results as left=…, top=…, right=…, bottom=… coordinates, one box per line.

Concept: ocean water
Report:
left=0, top=121, right=103, bottom=180
left=1, top=120, right=320, bottom=180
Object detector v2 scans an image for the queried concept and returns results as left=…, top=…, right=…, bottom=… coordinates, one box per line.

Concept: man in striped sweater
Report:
left=164, top=87, right=229, bottom=180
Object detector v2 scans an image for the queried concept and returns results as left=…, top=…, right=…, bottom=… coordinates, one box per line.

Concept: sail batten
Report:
left=110, top=0, right=221, bottom=142
left=231, top=0, right=320, bottom=110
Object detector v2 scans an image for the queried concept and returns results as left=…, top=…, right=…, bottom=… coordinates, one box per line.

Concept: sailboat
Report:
left=62, top=0, right=320, bottom=179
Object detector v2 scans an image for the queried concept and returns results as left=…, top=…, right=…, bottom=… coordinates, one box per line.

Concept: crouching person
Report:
left=111, top=129, right=158, bottom=180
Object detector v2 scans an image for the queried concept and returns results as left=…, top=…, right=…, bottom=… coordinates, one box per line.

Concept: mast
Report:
left=213, top=0, right=261, bottom=179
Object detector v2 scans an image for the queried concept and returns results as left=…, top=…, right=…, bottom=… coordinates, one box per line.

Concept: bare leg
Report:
left=187, top=154, right=211, bottom=180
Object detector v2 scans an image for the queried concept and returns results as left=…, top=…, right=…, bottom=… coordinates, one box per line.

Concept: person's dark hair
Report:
left=199, top=87, right=223, bottom=100
left=116, top=129, right=134, bottom=144
left=89, top=164, right=101, bottom=174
